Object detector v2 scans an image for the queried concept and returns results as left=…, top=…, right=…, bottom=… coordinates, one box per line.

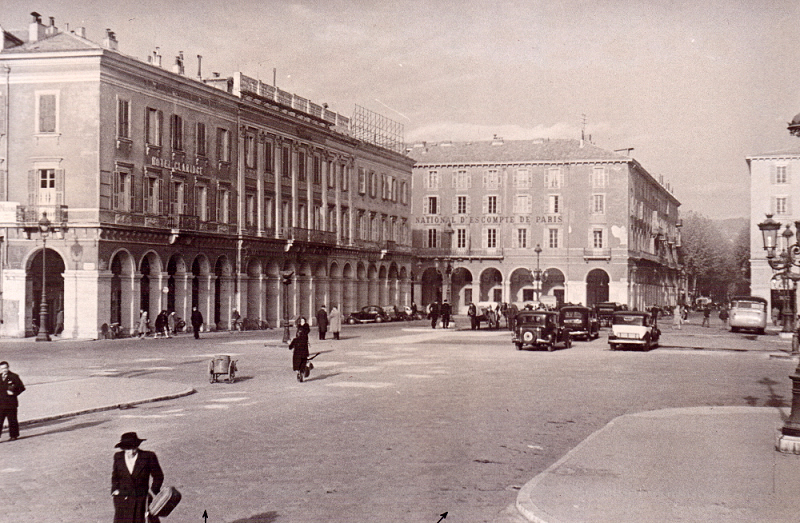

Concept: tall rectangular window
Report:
left=592, top=194, right=605, bottom=214
left=196, top=123, right=207, bottom=157
left=593, top=229, right=604, bottom=249
left=426, top=170, right=439, bottom=189
left=145, top=176, right=160, bottom=214
left=776, top=197, right=789, bottom=215
left=281, top=146, right=291, bottom=177
left=170, top=180, right=184, bottom=216
left=298, top=152, right=306, bottom=182
left=517, top=228, right=528, bottom=249
left=455, top=170, right=470, bottom=189
left=546, top=167, right=561, bottom=189
left=487, top=195, right=498, bottom=214
left=426, top=196, right=438, bottom=215
left=484, top=169, right=500, bottom=189
left=487, top=228, right=497, bottom=248
left=369, top=171, right=377, bottom=197
left=549, top=228, right=559, bottom=249
left=219, top=188, right=230, bottom=223
left=117, top=98, right=130, bottom=139
left=113, top=171, right=130, bottom=211
left=427, top=228, right=437, bottom=248
left=264, top=141, right=273, bottom=173
left=549, top=194, right=560, bottom=214
left=36, top=92, right=57, bottom=133
left=592, top=166, right=608, bottom=188
left=314, top=157, right=323, bottom=185
left=195, top=185, right=208, bottom=221
left=146, top=108, right=162, bottom=146
left=457, top=195, right=467, bottom=214
left=246, top=194, right=256, bottom=226
left=264, top=197, right=274, bottom=228
left=457, top=228, right=467, bottom=249
left=341, top=165, right=349, bottom=192
left=217, top=128, right=231, bottom=163
left=38, top=169, right=56, bottom=205
left=245, top=134, right=256, bottom=168
left=776, top=165, right=789, bottom=184
left=358, top=167, right=366, bottom=194
left=170, top=114, right=184, bottom=151
left=514, top=194, right=530, bottom=213
left=514, top=169, right=531, bottom=188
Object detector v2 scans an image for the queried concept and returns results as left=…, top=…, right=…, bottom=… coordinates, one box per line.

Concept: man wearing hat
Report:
left=0, top=361, right=25, bottom=441
left=111, top=432, right=163, bottom=523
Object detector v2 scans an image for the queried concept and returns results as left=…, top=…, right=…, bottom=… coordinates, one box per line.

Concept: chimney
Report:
left=491, top=134, right=504, bottom=146
left=28, top=12, right=46, bottom=42
left=102, top=29, right=118, bottom=50
left=45, top=16, right=57, bottom=36
left=76, top=27, right=86, bottom=39
left=172, top=51, right=184, bottom=75
left=196, top=54, right=202, bottom=79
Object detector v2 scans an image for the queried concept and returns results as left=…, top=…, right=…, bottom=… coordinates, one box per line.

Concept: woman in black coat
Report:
left=290, top=317, right=311, bottom=379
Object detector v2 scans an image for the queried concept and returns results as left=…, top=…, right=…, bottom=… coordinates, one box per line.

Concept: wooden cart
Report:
left=208, top=354, right=237, bottom=383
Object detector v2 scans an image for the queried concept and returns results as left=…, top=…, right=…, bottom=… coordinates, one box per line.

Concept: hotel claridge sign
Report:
left=0, top=12, right=682, bottom=339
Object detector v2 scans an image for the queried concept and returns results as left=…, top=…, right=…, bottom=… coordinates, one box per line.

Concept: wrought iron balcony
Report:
left=583, top=248, right=612, bottom=260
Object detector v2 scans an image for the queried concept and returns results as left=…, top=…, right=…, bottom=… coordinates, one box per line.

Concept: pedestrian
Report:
left=0, top=361, right=25, bottom=441
left=316, top=305, right=329, bottom=340
left=329, top=305, right=342, bottom=340
left=154, top=310, right=170, bottom=338
left=55, top=308, right=64, bottom=335
left=429, top=300, right=440, bottom=329
left=289, top=317, right=311, bottom=381
left=230, top=309, right=241, bottom=331
left=719, top=306, right=729, bottom=326
left=137, top=309, right=148, bottom=339
left=507, top=302, right=519, bottom=331
left=441, top=300, right=451, bottom=329
left=111, top=432, right=164, bottom=523
left=673, top=305, right=683, bottom=330
left=702, top=306, right=711, bottom=327
left=191, top=306, right=203, bottom=339
left=167, top=311, right=176, bottom=336
left=467, top=302, right=478, bottom=330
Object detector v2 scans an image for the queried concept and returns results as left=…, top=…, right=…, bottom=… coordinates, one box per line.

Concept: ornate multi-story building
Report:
left=407, top=138, right=682, bottom=312
left=0, top=13, right=413, bottom=338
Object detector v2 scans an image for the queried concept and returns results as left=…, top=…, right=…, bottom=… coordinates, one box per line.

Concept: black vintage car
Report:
left=512, top=310, right=572, bottom=351
left=347, top=305, right=390, bottom=324
left=559, top=306, right=600, bottom=340
left=595, top=302, right=627, bottom=327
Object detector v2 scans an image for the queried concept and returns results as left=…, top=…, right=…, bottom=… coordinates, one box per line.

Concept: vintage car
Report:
left=382, top=305, right=405, bottom=322
left=608, top=311, right=660, bottom=350
left=595, top=302, right=627, bottom=327
left=559, top=306, right=600, bottom=340
left=728, top=296, right=768, bottom=334
left=346, top=305, right=390, bottom=324
left=513, top=310, right=572, bottom=351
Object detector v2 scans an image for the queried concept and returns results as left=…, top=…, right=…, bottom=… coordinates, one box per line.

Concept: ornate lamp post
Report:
left=758, top=214, right=798, bottom=333
left=281, top=270, right=294, bottom=344
left=758, top=214, right=800, bottom=453
left=532, top=244, right=543, bottom=302
left=36, top=212, right=53, bottom=342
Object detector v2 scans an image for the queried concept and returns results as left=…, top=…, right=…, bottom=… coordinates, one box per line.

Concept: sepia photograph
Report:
left=2, top=1, right=800, bottom=521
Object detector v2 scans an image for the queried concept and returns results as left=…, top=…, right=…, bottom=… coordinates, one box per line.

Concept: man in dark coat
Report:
left=111, top=432, right=164, bottom=523
left=316, top=305, right=329, bottom=340
left=0, top=361, right=25, bottom=441
left=191, top=307, right=203, bottom=339
left=429, top=300, right=440, bottom=329
left=441, top=300, right=452, bottom=329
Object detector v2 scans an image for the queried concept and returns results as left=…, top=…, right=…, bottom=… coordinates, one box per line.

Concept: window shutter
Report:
left=496, top=197, right=501, bottom=214
left=157, top=111, right=163, bottom=146
left=467, top=175, right=472, bottom=189
left=525, top=195, right=531, bottom=214
left=132, top=172, right=141, bottom=212
left=451, top=172, right=457, bottom=188
left=512, top=229, right=518, bottom=248
left=183, top=185, right=189, bottom=216
left=770, top=164, right=776, bottom=185
left=788, top=196, right=793, bottom=216
left=482, top=196, right=488, bottom=214
left=482, top=227, right=488, bottom=249
left=230, top=190, right=236, bottom=224
left=28, top=170, right=37, bottom=206
left=452, top=196, right=458, bottom=214
left=482, top=171, right=487, bottom=188
left=55, top=169, right=65, bottom=205
left=113, top=172, right=120, bottom=209
left=466, top=196, right=471, bottom=214
left=158, top=177, right=165, bottom=215
left=788, top=163, right=793, bottom=184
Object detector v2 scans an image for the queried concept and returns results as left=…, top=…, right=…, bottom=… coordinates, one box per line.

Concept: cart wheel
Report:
left=208, top=360, right=215, bottom=383
left=515, top=342, right=523, bottom=350
left=228, top=361, right=236, bottom=383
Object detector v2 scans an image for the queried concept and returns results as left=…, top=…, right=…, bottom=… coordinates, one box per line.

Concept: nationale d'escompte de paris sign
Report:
left=415, top=215, right=564, bottom=225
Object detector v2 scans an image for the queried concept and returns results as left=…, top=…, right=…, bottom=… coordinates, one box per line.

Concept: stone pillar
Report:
left=63, top=269, right=101, bottom=339
left=1, top=269, right=26, bottom=337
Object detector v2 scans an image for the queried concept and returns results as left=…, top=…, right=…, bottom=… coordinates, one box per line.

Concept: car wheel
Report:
left=375, top=316, right=383, bottom=323
left=566, top=336, right=572, bottom=349
left=347, top=317, right=357, bottom=325
left=758, top=328, right=765, bottom=335
left=610, top=343, right=617, bottom=350
left=515, top=342, right=523, bottom=350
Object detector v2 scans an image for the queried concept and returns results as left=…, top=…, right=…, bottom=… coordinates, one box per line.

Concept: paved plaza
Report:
left=1, top=315, right=798, bottom=522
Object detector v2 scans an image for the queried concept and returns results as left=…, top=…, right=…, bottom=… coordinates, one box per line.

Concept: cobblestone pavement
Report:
left=1, top=322, right=794, bottom=522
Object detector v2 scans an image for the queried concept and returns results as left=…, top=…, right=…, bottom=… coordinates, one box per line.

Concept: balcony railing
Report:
left=17, top=205, right=68, bottom=226
left=167, top=214, right=199, bottom=231
left=583, top=248, right=612, bottom=260
left=279, top=226, right=337, bottom=245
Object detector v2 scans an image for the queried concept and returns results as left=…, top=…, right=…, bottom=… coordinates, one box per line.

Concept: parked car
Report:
left=559, top=306, right=600, bottom=340
left=595, top=302, right=627, bottom=327
left=347, top=305, right=390, bottom=324
left=382, top=305, right=405, bottom=322
left=728, top=296, right=768, bottom=334
left=608, top=311, right=660, bottom=350
left=512, top=310, right=572, bottom=351
left=400, top=305, right=424, bottom=320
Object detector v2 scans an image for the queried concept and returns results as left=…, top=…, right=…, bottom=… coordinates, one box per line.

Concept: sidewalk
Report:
left=515, top=406, right=800, bottom=523
left=17, top=376, right=195, bottom=426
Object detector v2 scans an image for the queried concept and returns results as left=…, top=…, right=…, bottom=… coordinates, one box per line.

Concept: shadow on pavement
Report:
left=303, top=372, right=341, bottom=382
left=25, top=419, right=109, bottom=437
left=230, top=512, right=279, bottom=523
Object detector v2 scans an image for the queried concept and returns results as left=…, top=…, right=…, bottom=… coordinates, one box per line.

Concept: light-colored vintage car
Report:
left=608, top=311, right=660, bottom=351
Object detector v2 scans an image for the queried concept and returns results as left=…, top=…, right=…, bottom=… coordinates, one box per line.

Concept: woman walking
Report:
left=289, top=317, right=311, bottom=382
left=673, top=305, right=683, bottom=330
left=329, top=306, right=342, bottom=340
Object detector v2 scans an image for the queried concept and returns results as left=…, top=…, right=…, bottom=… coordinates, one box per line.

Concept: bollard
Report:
left=793, top=332, right=799, bottom=355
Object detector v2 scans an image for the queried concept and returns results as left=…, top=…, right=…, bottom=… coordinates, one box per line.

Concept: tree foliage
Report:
left=681, top=211, right=749, bottom=301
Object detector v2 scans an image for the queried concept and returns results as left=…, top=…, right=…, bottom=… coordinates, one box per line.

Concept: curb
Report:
left=19, top=386, right=197, bottom=427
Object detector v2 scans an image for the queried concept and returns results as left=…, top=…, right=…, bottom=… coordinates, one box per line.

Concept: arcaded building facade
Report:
left=408, top=138, right=682, bottom=313
left=0, top=14, right=413, bottom=338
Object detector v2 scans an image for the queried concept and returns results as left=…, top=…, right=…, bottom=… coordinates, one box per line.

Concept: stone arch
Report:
left=214, top=255, right=234, bottom=329
left=357, top=262, right=369, bottom=307
left=378, top=264, right=389, bottom=305
left=138, top=252, right=163, bottom=320
left=451, top=267, right=473, bottom=313
left=109, top=249, right=136, bottom=332
left=368, top=263, right=380, bottom=305
left=25, top=246, right=66, bottom=337
left=245, top=258, right=263, bottom=323
left=421, top=267, right=442, bottom=306
left=509, top=267, right=533, bottom=303
left=329, top=261, right=342, bottom=311
left=166, top=253, right=188, bottom=317
left=265, top=260, right=282, bottom=328
left=586, top=268, right=610, bottom=307
left=479, top=267, right=503, bottom=303
left=343, top=262, right=356, bottom=314
left=542, top=268, right=566, bottom=307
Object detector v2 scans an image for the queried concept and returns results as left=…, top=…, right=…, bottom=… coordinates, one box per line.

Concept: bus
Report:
left=728, top=296, right=768, bottom=335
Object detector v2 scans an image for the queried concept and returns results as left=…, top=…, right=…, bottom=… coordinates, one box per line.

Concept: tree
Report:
left=680, top=211, right=743, bottom=302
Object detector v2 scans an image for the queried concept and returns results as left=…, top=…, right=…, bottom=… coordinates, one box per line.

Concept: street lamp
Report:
left=281, top=270, right=294, bottom=344
left=36, top=212, right=52, bottom=342
left=758, top=214, right=799, bottom=333
left=532, top=243, right=542, bottom=302
left=758, top=214, right=800, bottom=453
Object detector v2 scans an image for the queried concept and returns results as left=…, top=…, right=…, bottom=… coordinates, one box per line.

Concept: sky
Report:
left=5, top=0, right=800, bottom=220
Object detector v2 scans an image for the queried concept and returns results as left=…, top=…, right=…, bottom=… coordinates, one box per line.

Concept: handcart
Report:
left=209, top=354, right=238, bottom=383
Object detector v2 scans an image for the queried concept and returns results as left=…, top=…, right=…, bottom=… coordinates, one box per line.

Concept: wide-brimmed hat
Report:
left=115, top=432, right=145, bottom=449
